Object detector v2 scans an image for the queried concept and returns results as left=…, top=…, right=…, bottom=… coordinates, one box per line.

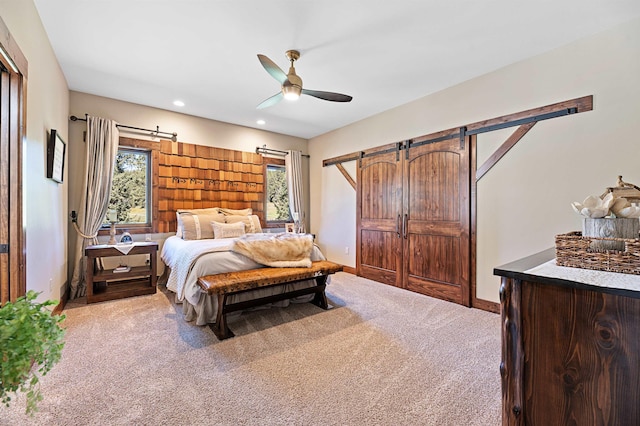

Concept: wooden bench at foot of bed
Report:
left=197, top=260, right=343, bottom=340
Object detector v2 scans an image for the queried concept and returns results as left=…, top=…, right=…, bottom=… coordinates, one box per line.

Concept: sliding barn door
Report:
left=356, top=148, right=403, bottom=287
left=403, top=133, right=470, bottom=305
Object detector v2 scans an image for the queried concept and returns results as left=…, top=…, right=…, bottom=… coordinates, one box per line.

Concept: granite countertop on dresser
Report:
left=494, top=247, right=640, bottom=299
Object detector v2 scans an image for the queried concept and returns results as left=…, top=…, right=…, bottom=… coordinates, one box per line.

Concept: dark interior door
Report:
left=0, top=59, right=25, bottom=305
left=402, top=133, right=470, bottom=305
left=356, top=149, right=403, bottom=287
left=0, top=68, right=9, bottom=303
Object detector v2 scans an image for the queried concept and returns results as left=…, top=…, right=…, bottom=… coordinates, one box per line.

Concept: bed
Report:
left=161, top=233, right=327, bottom=326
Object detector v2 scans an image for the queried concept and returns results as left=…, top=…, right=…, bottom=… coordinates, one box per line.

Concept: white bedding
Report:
left=161, top=235, right=326, bottom=325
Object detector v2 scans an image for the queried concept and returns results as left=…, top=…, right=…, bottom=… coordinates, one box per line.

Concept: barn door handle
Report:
left=396, top=214, right=401, bottom=238
left=403, top=214, right=408, bottom=239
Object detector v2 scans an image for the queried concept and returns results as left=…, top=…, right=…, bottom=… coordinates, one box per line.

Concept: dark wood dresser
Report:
left=494, top=248, right=640, bottom=426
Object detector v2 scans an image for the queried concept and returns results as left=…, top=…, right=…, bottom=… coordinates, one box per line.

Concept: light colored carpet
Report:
left=2, top=272, right=501, bottom=425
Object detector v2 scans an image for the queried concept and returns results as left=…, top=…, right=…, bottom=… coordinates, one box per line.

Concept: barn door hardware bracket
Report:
left=410, top=133, right=460, bottom=150
left=465, top=108, right=578, bottom=136
left=459, top=126, right=467, bottom=149
left=358, top=151, right=364, bottom=168
left=0, top=244, right=8, bottom=254
left=361, top=146, right=401, bottom=162
left=396, top=142, right=403, bottom=161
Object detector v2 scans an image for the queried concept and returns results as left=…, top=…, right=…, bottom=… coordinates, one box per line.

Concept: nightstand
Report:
left=84, top=242, right=158, bottom=304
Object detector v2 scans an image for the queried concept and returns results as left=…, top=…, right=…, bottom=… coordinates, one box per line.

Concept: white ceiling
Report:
left=33, top=1, right=640, bottom=139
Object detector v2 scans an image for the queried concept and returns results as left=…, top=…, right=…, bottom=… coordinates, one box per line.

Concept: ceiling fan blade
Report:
left=302, top=89, right=352, bottom=103
left=257, top=54, right=287, bottom=84
left=257, top=92, right=283, bottom=109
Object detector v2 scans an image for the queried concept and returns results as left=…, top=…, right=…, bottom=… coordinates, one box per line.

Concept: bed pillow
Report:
left=212, top=221, right=246, bottom=239
left=176, top=208, right=222, bottom=238
left=219, top=207, right=252, bottom=216
left=179, top=211, right=226, bottom=240
left=224, top=214, right=263, bottom=233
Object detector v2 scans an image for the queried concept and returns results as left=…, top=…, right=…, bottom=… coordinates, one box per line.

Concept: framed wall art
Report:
left=47, top=129, right=66, bottom=183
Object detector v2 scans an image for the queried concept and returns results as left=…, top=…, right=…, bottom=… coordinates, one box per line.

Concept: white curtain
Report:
left=69, top=117, right=119, bottom=299
left=285, top=150, right=306, bottom=233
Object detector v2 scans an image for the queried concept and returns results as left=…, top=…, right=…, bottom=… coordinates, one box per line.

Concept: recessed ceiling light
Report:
left=173, top=100, right=185, bottom=107
left=256, top=119, right=266, bottom=125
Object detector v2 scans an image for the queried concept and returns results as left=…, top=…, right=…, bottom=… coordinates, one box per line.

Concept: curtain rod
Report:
left=256, top=146, right=310, bottom=158
left=70, top=114, right=178, bottom=142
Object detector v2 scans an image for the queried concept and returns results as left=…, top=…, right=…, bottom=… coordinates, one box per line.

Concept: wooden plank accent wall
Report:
left=157, top=140, right=264, bottom=233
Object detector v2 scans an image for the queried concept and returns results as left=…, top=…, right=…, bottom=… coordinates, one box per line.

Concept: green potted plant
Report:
left=0, top=290, right=66, bottom=415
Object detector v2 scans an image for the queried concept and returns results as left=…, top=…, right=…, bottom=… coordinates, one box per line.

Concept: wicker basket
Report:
left=555, top=231, right=640, bottom=275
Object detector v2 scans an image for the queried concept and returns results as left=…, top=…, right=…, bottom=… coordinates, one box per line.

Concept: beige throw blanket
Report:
left=232, top=233, right=314, bottom=267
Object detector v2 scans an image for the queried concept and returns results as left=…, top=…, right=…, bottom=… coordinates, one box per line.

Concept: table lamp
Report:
left=107, top=209, right=117, bottom=245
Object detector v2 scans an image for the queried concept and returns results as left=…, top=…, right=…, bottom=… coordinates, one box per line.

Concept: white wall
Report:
left=67, top=92, right=310, bottom=277
left=309, top=17, right=640, bottom=304
left=0, top=1, right=70, bottom=302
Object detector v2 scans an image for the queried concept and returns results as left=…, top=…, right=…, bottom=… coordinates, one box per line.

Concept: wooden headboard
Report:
left=157, top=140, right=264, bottom=233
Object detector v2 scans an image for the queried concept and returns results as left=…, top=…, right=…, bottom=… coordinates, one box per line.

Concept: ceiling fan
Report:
left=256, top=50, right=353, bottom=109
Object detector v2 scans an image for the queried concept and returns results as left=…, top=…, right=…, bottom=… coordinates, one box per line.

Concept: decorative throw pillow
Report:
left=212, top=221, right=246, bottom=239
left=176, top=208, right=222, bottom=238
left=176, top=212, right=183, bottom=238
left=219, top=207, right=252, bottom=216
left=179, top=211, right=226, bottom=240
left=224, top=214, right=263, bottom=233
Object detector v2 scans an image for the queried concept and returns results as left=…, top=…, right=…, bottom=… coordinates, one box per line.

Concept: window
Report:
left=265, top=163, right=291, bottom=224
left=104, top=148, right=151, bottom=227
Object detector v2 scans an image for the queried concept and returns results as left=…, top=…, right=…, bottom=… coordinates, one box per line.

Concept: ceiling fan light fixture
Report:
left=282, top=83, right=301, bottom=101
left=257, top=49, right=351, bottom=108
